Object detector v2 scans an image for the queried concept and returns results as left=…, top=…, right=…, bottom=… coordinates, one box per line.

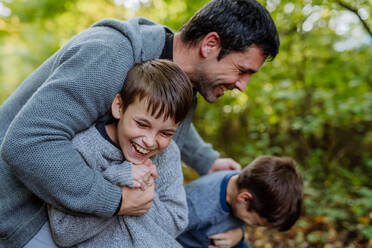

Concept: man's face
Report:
left=115, top=96, right=178, bottom=164
left=192, top=45, right=265, bottom=103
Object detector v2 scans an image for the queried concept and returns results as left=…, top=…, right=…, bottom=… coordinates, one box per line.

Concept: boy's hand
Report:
left=118, top=184, right=155, bottom=216
left=132, top=159, right=158, bottom=190
left=208, top=158, right=241, bottom=174
left=208, top=227, right=244, bottom=248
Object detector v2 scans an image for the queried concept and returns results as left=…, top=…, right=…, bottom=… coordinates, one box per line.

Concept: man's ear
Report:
left=199, top=32, right=221, bottom=58
left=237, top=191, right=253, bottom=206
left=111, top=94, right=123, bottom=120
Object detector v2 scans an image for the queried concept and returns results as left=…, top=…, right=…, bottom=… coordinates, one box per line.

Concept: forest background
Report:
left=0, top=0, right=371, bottom=247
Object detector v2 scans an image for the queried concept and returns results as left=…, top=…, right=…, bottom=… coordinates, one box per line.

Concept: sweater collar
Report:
left=160, top=29, right=173, bottom=61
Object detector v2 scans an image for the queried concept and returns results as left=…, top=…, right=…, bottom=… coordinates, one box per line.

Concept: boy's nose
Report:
left=143, top=134, right=157, bottom=149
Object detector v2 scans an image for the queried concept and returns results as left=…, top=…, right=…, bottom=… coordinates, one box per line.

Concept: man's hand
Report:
left=132, top=158, right=158, bottom=190
left=208, top=227, right=244, bottom=248
left=118, top=184, right=155, bottom=216
left=208, top=158, right=241, bottom=174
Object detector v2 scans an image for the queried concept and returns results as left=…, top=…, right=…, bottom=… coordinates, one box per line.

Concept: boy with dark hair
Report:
left=46, top=59, right=193, bottom=247
left=177, top=156, right=304, bottom=248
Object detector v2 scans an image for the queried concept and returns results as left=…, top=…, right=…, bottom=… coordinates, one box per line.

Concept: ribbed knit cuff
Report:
left=113, top=195, right=122, bottom=216
left=94, top=180, right=122, bottom=217
left=101, top=161, right=133, bottom=187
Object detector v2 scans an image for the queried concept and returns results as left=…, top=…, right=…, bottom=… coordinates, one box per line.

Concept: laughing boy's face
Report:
left=113, top=96, right=178, bottom=164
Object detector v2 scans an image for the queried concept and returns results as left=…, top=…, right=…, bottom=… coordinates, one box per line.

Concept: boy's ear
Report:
left=111, top=94, right=123, bottom=120
left=199, top=32, right=221, bottom=58
left=237, top=191, right=253, bottom=206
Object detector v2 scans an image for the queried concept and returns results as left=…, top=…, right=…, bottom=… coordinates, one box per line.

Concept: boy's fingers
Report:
left=211, top=241, right=230, bottom=248
left=208, top=233, right=225, bottom=239
left=209, top=234, right=232, bottom=248
left=143, top=158, right=152, bottom=166
left=212, top=239, right=229, bottom=246
left=145, top=176, right=154, bottom=186
left=150, top=165, right=158, bottom=179
left=133, top=180, right=141, bottom=188
left=140, top=183, right=147, bottom=191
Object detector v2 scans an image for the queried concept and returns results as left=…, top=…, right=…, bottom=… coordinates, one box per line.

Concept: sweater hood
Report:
left=92, top=17, right=173, bottom=63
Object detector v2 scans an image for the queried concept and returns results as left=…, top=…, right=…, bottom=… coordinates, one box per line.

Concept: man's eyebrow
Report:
left=239, top=66, right=257, bottom=74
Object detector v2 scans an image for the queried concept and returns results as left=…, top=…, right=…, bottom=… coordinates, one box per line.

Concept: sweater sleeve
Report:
left=148, top=141, right=189, bottom=237
left=0, top=36, right=134, bottom=217
left=102, top=161, right=135, bottom=187
left=181, top=123, right=220, bottom=175
left=48, top=206, right=115, bottom=248
left=48, top=136, right=134, bottom=247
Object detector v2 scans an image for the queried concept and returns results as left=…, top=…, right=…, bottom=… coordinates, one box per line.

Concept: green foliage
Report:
left=6, top=0, right=75, bottom=22
left=0, top=0, right=371, bottom=245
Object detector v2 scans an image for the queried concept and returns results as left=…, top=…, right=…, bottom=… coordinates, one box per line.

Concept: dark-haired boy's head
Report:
left=232, top=156, right=303, bottom=231
left=109, top=59, right=193, bottom=164
left=180, top=0, right=279, bottom=60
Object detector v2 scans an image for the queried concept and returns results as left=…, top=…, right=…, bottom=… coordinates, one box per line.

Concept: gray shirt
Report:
left=48, top=124, right=187, bottom=247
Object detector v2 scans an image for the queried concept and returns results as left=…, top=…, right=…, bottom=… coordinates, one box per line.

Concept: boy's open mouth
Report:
left=132, top=141, right=151, bottom=155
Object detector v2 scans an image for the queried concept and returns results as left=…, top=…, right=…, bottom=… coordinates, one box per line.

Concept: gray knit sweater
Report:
left=48, top=125, right=187, bottom=247
left=0, top=17, right=218, bottom=248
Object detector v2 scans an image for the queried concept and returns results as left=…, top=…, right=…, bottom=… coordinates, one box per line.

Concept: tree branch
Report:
left=337, top=0, right=372, bottom=37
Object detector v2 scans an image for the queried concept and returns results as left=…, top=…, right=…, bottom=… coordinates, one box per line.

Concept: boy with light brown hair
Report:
left=46, top=59, right=193, bottom=247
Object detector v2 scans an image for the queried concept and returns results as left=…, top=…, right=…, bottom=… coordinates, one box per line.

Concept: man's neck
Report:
left=226, top=174, right=239, bottom=206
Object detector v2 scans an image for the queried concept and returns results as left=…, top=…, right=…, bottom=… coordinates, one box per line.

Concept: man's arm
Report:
left=48, top=206, right=114, bottom=248
left=48, top=186, right=155, bottom=247
left=181, top=123, right=219, bottom=175
left=0, top=34, right=133, bottom=217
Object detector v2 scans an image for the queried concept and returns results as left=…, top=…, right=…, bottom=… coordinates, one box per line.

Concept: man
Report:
left=0, top=0, right=279, bottom=247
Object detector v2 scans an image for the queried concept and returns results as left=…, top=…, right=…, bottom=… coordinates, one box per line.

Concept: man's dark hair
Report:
left=119, top=59, right=193, bottom=124
left=237, top=156, right=303, bottom=231
left=180, top=0, right=280, bottom=60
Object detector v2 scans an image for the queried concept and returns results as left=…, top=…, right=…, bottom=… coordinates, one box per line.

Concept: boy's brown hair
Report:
left=237, top=155, right=303, bottom=231
left=119, top=59, right=193, bottom=123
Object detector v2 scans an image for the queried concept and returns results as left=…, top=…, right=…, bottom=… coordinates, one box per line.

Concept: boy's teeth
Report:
left=133, top=143, right=150, bottom=155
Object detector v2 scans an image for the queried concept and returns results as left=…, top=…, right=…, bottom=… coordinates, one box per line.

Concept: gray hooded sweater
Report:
left=0, top=17, right=218, bottom=248
left=48, top=124, right=187, bottom=247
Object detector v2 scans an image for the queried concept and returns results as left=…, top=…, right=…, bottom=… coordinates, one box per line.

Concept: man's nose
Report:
left=235, top=75, right=251, bottom=91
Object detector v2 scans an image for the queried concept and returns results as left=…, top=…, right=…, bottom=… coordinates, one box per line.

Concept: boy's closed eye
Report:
left=161, top=131, right=174, bottom=137
left=135, top=120, right=148, bottom=128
